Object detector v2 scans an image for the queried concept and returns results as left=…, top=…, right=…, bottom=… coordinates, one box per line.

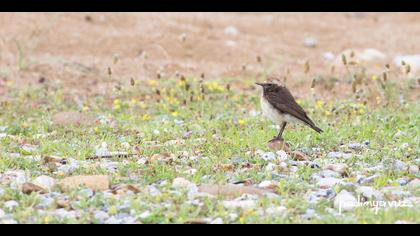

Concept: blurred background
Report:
left=0, top=12, right=419, bottom=99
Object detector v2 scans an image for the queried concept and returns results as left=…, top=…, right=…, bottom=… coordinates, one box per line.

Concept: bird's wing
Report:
left=264, top=89, right=317, bottom=128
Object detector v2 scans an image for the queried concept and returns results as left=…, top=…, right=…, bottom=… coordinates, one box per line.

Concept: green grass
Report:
left=0, top=76, right=419, bottom=224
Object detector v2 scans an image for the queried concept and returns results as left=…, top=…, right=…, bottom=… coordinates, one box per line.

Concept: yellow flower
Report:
left=113, top=104, right=121, bottom=110
left=239, top=216, right=245, bottom=224
left=113, top=99, right=120, bottom=105
left=149, top=80, right=156, bottom=87
left=358, top=108, right=365, bottom=114
left=246, top=209, right=256, bottom=216
left=94, top=127, right=100, bottom=133
left=315, top=100, right=324, bottom=110
left=371, top=75, right=378, bottom=81
left=142, top=114, right=151, bottom=121
left=44, top=216, right=49, bottom=224
left=325, top=110, right=331, bottom=116
left=82, top=106, right=90, bottom=112
left=296, top=99, right=302, bottom=105
left=171, top=111, right=179, bottom=117
left=238, top=119, right=246, bottom=125
left=177, top=80, right=186, bottom=87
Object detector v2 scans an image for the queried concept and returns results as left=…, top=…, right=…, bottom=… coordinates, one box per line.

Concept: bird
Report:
left=256, top=82, right=323, bottom=142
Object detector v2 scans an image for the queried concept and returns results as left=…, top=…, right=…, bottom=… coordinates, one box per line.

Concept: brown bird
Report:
left=256, top=82, right=323, bottom=142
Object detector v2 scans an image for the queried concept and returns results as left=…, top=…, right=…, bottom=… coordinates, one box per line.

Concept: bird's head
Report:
left=255, top=82, right=280, bottom=93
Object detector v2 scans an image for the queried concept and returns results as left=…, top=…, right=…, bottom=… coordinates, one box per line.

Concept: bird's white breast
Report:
left=260, top=95, right=301, bottom=125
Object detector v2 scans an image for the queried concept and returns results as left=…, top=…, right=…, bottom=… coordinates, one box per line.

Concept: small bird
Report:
left=256, top=82, right=323, bottom=142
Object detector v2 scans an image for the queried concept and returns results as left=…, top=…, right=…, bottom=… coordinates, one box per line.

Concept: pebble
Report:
left=4, top=201, right=19, bottom=211
left=21, top=144, right=38, bottom=153
left=266, top=206, right=287, bottom=217
left=382, top=187, right=411, bottom=201
left=172, top=177, right=195, bottom=189
left=408, top=165, right=420, bottom=175
left=398, top=178, right=409, bottom=186
left=258, top=180, right=275, bottom=189
left=408, top=179, right=420, bottom=190
left=4, top=170, right=27, bottom=189
left=101, top=161, right=120, bottom=173
left=327, top=152, right=353, bottom=159
left=36, top=196, right=55, bottom=209
left=358, top=174, right=380, bottom=185
left=276, top=150, right=288, bottom=161
left=308, top=189, right=336, bottom=203
left=392, top=160, right=408, bottom=173
left=210, top=217, right=223, bottom=224
left=265, top=163, right=277, bottom=172
left=317, top=177, right=344, bottom=189
left=222, top=200, right=256, bottom=209
left=94, top=210, right=110, bottom=223
left=53, top=209, right=77, bottom=220
left=324, top=163, right=348, bottom=176
left=105, top=216, right=122, bottom=224
left=323, top=52, right=335, bottom=61
left=32, top=175, right=56, bottom=192
left=95, top=142, right=111, bottom=157
left=304, top=37, right=318, bottom=48
left=260, top=152, right=277, bottom=162
left=78, top=188, right=94, bottom=199
left=1, top=218, right=18, bottom=224
left=224, top=26, right=239, bottom=36
left=302, top=209, right=317, bottom=220
left=348, top=142, right=366, bottom=150
left=138, top=210, right=152, bottom=219
left=356, top=186, right=383, bottom=201
left=334, top=190, right=358, bottom=212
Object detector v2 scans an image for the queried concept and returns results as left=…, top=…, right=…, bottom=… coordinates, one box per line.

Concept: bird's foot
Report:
left=268, top=136, right=284, bottom=143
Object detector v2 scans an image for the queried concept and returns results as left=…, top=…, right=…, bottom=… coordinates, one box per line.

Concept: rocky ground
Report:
left=0, top=13, right=419, bottom=224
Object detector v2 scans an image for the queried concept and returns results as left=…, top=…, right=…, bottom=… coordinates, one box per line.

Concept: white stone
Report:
left=408, top=179, right=420, bottom=190
left=304, top=37, right=318, bottom=48
left=95, top=142, right=110, bottom=157
left=138, top=210, right=152, bottom=219
left=356, top=186, right=383, bottom=200
left=222, top=200, right=256, bottom=209
left=224, top=26, right=239, bottom=36
left=260, top=152, right=276, bottom=162
left=276, top=150, right=288, bottom=161
left=258, top=180, right=275, bottom=189
left=409, top=165, right=420, bottom=175
left=172, top=177, right=194, bottom=189
left=327, top=152, right=353, bottom=159
left=266, top=206, right=287, bottom=216
left=323, top=164, right=348, bottom=176
left=334, top=190, right=359, bottom=212
left=317, top=177, right=344, bottom=189
left=4, top=201, right=19, bottom=211
left=32, top=175, right=56, bottom=192
left=394, top=54, right=420, bottom=74
left=392, top=160, right=408, bottom=173
left=265, top=163, right=276, bottom=172
left=210, top=217, right=223, bottom=224
left=323, top=52, right=335, bottom=61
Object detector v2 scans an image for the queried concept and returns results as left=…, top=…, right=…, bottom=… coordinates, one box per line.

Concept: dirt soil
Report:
left=1, top=13, right=419, bottom=96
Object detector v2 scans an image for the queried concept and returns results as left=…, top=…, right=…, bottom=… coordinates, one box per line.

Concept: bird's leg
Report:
left=269, top=122, right=287, bottom=142
left=276, top=122, right=287, bottom=140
